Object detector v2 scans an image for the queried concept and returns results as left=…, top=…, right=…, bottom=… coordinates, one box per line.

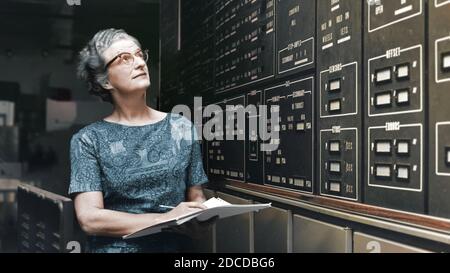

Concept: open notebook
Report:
left=123, top=197, right=271, bottom=239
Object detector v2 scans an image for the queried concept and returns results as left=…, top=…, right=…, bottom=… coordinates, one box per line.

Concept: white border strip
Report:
left=435, top=0, right=450, bottom=7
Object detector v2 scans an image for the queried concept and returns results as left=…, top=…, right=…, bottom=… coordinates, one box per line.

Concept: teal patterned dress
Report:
left=68, top=113, right=208, bottom=253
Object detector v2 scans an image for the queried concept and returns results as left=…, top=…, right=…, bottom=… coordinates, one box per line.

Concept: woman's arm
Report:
left=186, top=185, right=206, bottom=202
left=74, top=191, right=205, bottom=237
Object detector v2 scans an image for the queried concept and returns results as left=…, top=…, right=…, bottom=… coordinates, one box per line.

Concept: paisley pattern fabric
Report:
left=69, top=113, right=208, bottom=252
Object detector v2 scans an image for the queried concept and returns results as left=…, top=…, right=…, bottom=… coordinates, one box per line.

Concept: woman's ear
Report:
left=101, top=79, right=113, bottom=90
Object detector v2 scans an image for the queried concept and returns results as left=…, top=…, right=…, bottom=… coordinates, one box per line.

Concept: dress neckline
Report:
left=102, top=113, right=169, bottom=128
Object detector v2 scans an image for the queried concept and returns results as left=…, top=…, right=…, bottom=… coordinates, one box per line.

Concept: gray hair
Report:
left=77, top=28, right=141, bottom=103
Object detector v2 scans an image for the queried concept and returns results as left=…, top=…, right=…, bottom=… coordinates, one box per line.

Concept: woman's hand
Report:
left=164, top=201, right=206, bottom=220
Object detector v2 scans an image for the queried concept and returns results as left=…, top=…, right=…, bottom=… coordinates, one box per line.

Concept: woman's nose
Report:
left=134, top=56, right=147, bottom=68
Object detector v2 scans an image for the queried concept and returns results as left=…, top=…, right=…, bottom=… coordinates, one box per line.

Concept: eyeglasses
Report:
left=105, top=49, right=149, bottom=69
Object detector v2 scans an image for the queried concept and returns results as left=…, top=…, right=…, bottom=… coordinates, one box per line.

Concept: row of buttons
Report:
left=374, top=89, right=410, bottom=107
left=375, top=63, right=410, bottom=84
left=374, top=164, right=411, bottom=181
left=266, top=175, right=311, bottom=188
left=327, top=138, right=343, bottom=176
left=327, top=78, right=342, bottom=113
left=374, top=139, right=410, bottom=155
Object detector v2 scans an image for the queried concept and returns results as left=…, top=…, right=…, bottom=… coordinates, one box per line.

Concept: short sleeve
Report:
left=186, top=123, right=209, bottom=187
left=68, top=132, right=103, bottom=196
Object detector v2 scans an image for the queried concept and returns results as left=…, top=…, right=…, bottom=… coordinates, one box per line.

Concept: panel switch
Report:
left=396, top=63, right=410, bottom=80
left=329, top=79, right=341, bottom=92
left=329, top=161, right=341, bottom=174
left=396, top=165, right=410, bottom=181
left=375, top=140, right=391, bottom=154
left=442, top=52, right=450, bottom=72
left=329, top=140, right=341, bottom=153
left=329, top=99, right=341, bottom=112
left=296, top=122, right=305, bottom=131
left=375, top=68, right=392, bottom=84
left=375, top=91, right=392, bottom=107
left=396, top=89, right=410, bottom=105
left=397, top=140, right=410, bottom=155
left=329, top=181, right=341, bottom=193
left=375, top=164, right=391, bottom=178
left=446, top=147, right=450, bottom=166
left=294, top=178, right=305, bottom=187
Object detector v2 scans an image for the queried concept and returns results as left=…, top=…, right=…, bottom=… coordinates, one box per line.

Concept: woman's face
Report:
left=102, top=39, right=150, bottom=95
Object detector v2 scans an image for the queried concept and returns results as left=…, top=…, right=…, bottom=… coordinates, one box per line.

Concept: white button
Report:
left=329, top=141, right=340, bottom=153
left=397, top=166, right=409, bottom=180
left=329, top=181, right=341, bottom=193
left=443, top=54, right=450, bottom=70
left=397, top=141, right=409, bottom=154
left=397, top=89, right=410, bottom=104
left=329, top=79, right=341, bottom=92
left=296, top=122, right=305, bottom=131
left=376, top=165, right=391, bottom=178
left=294, top=178, right=305, bottom=187
left=397, top=64, right=410, bottom=79
left=376, top=141, right=391, bottom=153
left=376, top=68, right=392, bottom=83
left=329, top=161, right=341, bottom=173
left=446, top=149, right=450, bottom=164
left=375, top=92, right=392, bottom=106
left=329, top=99, right=341, bottom=111
left=294, top=102, right=304, bottom=109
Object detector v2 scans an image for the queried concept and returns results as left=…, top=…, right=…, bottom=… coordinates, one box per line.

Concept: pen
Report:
left=159, top=205, right=175, bottom=209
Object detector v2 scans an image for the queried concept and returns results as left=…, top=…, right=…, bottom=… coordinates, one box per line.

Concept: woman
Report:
left=69, top=28, right=209, bottom=253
